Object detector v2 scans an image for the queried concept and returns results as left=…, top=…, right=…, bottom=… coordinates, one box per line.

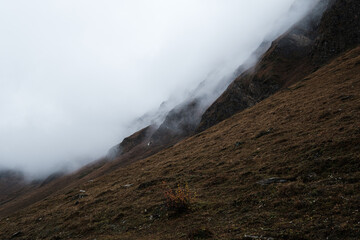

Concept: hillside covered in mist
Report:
left=1, top=0, right=360, bottom=239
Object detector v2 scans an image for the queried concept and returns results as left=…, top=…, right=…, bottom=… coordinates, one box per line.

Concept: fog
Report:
left=0, top=0, right=317, bottom=178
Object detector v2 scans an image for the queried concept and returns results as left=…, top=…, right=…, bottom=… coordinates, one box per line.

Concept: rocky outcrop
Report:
left=197, top=0, right=360, bottom=132
left=150, top=99, right=203, bottom=145
left=311, top=0, right=360, bottom=64
left=117, top=126, right=156, bottom=155
left=112, top=99, right=204, bottom=160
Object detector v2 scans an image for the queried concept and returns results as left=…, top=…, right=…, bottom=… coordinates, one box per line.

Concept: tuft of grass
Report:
left=162, top=182, right=195, bottom=214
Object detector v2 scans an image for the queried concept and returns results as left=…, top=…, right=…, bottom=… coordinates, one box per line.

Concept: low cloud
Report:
left=0, top=0, right=317, bottom=178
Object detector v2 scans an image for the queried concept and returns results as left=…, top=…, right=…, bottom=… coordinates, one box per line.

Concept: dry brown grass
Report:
left=163, top=182, right=195, bottom=214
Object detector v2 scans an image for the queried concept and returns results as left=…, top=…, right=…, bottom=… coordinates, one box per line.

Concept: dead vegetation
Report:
left=163, top=182, right=195, bottom=215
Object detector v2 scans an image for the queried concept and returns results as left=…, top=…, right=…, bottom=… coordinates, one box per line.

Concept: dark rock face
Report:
left=115, top=99, right=204, bottom=158
left=150, top=99, right=203, bottom=145
left=117, top=125, right=156, bottom=155
left=197, top=24, right=317, bottom=132
left=197, top=0, right=360, bottom=132
left=311, top=0, right=360, bottom=64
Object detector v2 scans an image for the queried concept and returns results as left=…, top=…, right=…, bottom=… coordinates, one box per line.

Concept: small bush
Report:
left=162, top=182, right=195, bottom=214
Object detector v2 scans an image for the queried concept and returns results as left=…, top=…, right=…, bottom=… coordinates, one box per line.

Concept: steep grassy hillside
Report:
left=1, top=45, right=359, bottom=240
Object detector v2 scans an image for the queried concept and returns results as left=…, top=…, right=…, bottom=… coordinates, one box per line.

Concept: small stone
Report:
left=11, top=231, right=23, bottom=238
left=257, top=177, right=295, bottom=185
left=235, top=141, right=244, bottom=148
left=79, top=190, right=86, bottom=193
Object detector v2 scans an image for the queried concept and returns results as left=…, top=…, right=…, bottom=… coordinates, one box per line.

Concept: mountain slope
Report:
left=197, top=0, right=360, bottom=132
left=1, top=0, right=359, bottom=230
left=1, top=44, right=359, bottom=240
